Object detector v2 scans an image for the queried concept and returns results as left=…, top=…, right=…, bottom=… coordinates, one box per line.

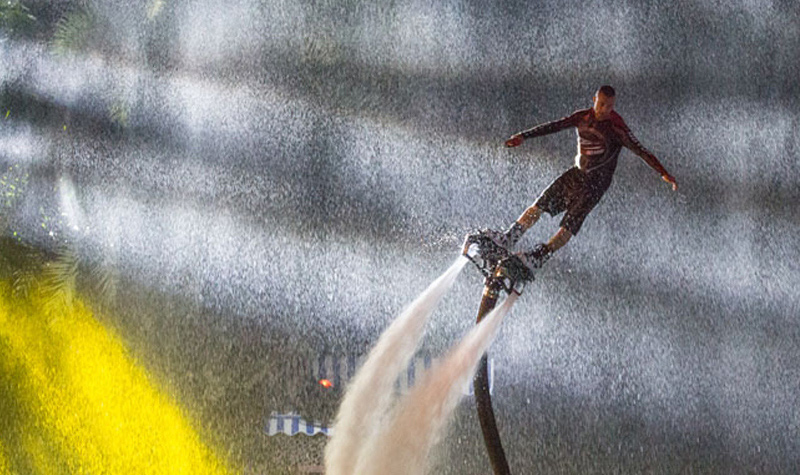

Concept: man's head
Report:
left=593, top=85, right=616, bottom=120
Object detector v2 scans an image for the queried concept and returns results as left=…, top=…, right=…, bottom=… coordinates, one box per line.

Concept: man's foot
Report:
left=518, top=243, right=551, bottom=270
left=504, top=222, right=526, bottom=250
left=498, top=243, right=550, bottom=275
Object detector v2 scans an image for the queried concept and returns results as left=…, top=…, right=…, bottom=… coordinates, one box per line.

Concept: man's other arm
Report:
left=505, top=110, right=583, bottom=148
left=614, top=116, right=677, bottom=190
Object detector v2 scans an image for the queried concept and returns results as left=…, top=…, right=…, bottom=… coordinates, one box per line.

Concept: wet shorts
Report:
left=533, top=166, right=613, bottom=235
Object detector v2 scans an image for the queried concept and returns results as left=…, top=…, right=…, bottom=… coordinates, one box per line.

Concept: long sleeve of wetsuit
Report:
left=616, top=119, right=669, bottom=176
left=520, top=110, right=583, bottom=139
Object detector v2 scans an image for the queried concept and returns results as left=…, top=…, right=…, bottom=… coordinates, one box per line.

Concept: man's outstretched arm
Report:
left=505, top=111, right=582, bottom=148
left=616, top=120, right=678, bottom=191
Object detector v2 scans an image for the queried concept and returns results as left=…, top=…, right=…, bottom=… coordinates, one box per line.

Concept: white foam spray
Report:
left=354, top=293, right=517, bottom=475
left=324, top=256, right=468, bottom=475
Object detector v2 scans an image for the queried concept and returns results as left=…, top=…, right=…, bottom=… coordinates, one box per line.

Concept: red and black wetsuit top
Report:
left=520, top=108, right=667, bottom=177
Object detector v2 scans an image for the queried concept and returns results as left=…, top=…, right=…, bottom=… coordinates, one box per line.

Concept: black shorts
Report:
left=533, top=166, right=613, bottom=235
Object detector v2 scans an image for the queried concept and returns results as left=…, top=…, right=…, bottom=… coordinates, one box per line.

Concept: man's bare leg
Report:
left=544, top=226, right=572, bottom=253
left=516, top=205, right=542, bottom=230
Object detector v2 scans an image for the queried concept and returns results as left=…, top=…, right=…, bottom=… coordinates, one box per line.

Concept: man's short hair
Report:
left=597, top=85, right=616, bottom=97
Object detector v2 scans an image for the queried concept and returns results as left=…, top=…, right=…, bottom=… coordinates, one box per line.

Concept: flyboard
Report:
left=462, top=229, right=537, bottom=475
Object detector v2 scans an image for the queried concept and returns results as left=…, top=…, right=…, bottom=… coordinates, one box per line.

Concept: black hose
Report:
left=473, top=281, right=511, bottom=475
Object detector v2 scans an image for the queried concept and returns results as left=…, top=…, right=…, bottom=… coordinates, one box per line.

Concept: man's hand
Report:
left=505, top=134, right=524, bottom=148
left=662, top=174, right=678, bottom=191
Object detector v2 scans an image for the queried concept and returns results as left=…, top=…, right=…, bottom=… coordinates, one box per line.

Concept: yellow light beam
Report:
left=0, top=278, right=237, bottom=474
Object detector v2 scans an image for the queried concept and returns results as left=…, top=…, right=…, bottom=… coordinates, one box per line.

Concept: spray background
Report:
left=1, top=0, right=799, bottom=473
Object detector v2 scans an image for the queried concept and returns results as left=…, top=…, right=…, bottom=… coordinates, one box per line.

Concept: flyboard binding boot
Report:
left=462, top=226, right=537, bottom=295
left=495, top=243, right=551, bottom=285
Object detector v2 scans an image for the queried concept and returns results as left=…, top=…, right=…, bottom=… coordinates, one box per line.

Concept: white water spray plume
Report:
left=354, top=293, right=518, bottom=475
left=324, top=256, right=468, bottom=475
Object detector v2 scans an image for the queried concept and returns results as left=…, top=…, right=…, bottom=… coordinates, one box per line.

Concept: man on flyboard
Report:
left=488, top=85, right=678, bottom=275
